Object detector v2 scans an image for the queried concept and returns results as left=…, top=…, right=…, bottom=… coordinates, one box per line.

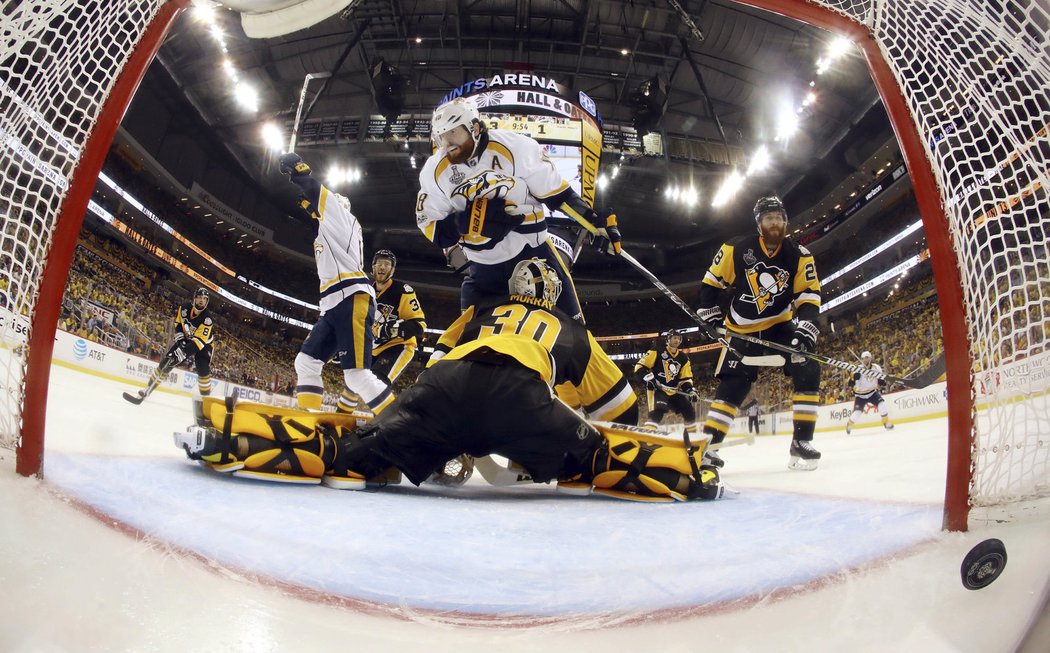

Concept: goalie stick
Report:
left=571, top=211, right=943, bottom=391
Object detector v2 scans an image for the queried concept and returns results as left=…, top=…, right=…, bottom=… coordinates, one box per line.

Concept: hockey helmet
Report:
left=861, top=350, right=873, bottom=360
left=194, top=287, right=210, bottom=299
left=431, top=98, right=480, bottom=140
left=509, top=258, right=563, bottom=306
left=372, top=249, right=397, bottom=268
left=753, top=195, right=788, bottom=223
left=665, top=328, right=684, bottom=343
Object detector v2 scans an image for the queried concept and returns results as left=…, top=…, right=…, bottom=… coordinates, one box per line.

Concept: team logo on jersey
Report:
left=743, top=248, right=758, bottom=266
left=451, top=171, right=516, bottom=203
left=449, top=166, right=465, bottom=184
left=742, top=262, right=790, bottom=313
left=372, top=303, right=396, bottom=340
left=662, top=358, right=682, bottom=382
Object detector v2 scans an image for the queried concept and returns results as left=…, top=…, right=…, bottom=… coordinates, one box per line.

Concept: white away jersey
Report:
left=415, top=129, right=569, bottom=264
left=311, top=186, right=373, bottom=313
left=853, top=364, right=884, bottom=398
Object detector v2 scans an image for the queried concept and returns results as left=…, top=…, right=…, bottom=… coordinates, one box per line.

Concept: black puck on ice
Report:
left=960, top=538, right=1007, bottom=590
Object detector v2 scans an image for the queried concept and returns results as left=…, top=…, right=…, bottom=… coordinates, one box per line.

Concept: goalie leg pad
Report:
left=590, top=434, right=722, bottom=501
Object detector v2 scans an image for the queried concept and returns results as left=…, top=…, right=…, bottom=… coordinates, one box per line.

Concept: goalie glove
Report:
left=589, top=208, right=621, bottom=256
left=278, top=152, right=311, bottom=176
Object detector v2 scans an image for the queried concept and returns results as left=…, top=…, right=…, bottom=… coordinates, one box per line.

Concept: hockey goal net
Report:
left=0, top=1, right=185, bottom=470
left=1, top=0, right=1047, bottom=531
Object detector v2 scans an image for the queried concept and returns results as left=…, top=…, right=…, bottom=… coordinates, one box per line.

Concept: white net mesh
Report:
left=801, top=0, right=1050, bottom=507
left=1, top=0, right=1047, bottom=514
left=0, top=0, right=168, bottom=450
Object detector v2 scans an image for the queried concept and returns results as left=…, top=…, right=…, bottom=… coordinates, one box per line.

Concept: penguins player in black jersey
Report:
left=695, top=195, right=823, bottom=471
left=124, top=287, right=214, bottom=404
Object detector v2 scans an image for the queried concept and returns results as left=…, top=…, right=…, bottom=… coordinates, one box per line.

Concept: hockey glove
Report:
left=641, top=371, right=656, bottom=391
left=278, top=152, right=311, bottom=176
left=790, top=319, right=819, bottom=352
left=789, top=320, right=819, bottom=364
left=695, top=305, right=724, bottom=339
left=453, top=197, right=523, bottom=241
left=590, top=208, right=622, bottom=256
left=376, top=319, right=400, bottom=343
left=173, top=330, right=185, bottom=343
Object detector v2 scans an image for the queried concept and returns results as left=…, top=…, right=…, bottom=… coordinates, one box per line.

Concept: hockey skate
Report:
left=702, top=449, right=725, bottom=468
left=845, top=422, right=852, bottom=435
left=788, top=439, right=821, bottom=471
left=884, top=422, right=895, bottom=430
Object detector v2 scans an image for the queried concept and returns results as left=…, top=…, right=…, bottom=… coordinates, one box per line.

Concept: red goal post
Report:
left=2, top=0, right=1047, bottom=533
left=1, top=1, right=188, bottom=472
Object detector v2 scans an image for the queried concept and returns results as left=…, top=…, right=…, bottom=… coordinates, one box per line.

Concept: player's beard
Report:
left=445, top=142, right=473, bottom=165
left=760, top=223, right=786, bottom=249
left=374, top=270, right=392, bottom=284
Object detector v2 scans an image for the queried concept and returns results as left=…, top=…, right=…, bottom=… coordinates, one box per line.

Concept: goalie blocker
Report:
left=175, top=397, right=724, bottom=502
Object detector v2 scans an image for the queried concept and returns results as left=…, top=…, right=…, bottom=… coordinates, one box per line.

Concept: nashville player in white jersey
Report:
left=416, top=97, right=622, bottom=322
left=846, top=350, right=895, bottom=433
left=278, top=153, right=394, bottom=415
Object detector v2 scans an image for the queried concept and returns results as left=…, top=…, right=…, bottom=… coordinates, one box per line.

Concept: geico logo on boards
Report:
left=235, top=387, right=262, bottom=401
left=72, top=339, right=88, bottom=361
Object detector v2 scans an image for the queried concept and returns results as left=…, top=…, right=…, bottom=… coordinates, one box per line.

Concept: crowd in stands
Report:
left=59, top=214, right=951, bottom=423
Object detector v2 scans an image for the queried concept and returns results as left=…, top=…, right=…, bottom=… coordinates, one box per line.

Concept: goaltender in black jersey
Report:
left=176, top=260, right=723, bottom=502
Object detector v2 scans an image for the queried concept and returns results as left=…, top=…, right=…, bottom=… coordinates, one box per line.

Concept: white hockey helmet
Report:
left=509, top=258, right=563, bottom=306
left=431, top=97, right=480, bottom=140
left=861, top=350, right=872, bottom=360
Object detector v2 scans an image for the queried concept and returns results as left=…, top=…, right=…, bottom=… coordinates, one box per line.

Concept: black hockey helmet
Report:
left=372, top=249, right=397, bottom=267
left=665, top=328, right=683, bottom=342
left=753, top=195, right=787, bottom=223
left=194, top=287, right=210, bottom=299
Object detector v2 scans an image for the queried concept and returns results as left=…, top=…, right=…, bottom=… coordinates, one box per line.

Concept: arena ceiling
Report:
left=128, top=0, right=900, bottom=293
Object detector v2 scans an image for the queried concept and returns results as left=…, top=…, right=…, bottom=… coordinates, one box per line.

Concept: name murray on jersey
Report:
left=431, top=294, right=635, bottom=421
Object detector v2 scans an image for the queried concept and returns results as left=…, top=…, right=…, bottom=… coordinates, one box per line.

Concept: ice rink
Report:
left=1, top=363, right=1049, bottom=652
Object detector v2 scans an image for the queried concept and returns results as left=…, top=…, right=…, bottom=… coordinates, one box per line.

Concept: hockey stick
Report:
left=288, top=72, right=332, bottom=152
left=571, top=211, right=940, bottom=390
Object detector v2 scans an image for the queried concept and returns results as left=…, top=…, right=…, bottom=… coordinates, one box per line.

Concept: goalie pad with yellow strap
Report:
left=586, top=433, right=723, bottom=502
left=183, top=397, right=402, bottom=484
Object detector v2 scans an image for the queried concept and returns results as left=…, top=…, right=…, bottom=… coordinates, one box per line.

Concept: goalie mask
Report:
left=509, top=258, right=563, bottom=306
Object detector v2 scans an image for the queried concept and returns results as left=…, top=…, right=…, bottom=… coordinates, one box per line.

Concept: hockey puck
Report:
left=960, top=538, right=1007, bottom=590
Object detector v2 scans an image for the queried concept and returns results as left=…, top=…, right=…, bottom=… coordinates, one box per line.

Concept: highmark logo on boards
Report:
left=72, top=339, right=88, bottom=361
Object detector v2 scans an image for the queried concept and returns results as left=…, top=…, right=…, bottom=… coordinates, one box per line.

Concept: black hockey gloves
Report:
left=453, top=197, right=524, bottom=241
left=590, top=208, right=622, bottom=256
left=695, top=305, right=724, bottom=340
left=278, top=152, right=311, bottom=176
left=791, top=319, right=819, bottom=352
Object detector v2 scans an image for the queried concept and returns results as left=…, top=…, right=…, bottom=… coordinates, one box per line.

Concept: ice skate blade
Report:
left=788, top=455, right=819, bottom=471
left=322, top=475, right=366, bottom=490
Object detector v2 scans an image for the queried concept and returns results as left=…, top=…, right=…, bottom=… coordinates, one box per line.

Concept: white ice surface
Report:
left=0, top=364, right=1048, bottom=652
